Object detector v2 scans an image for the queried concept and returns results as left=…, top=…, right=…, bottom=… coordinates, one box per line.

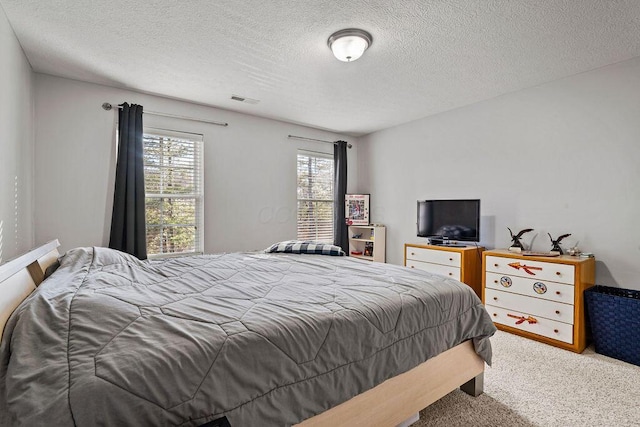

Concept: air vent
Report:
left=231, top=95, right=260, bottom=105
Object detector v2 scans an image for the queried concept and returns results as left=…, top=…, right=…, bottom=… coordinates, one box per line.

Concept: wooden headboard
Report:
left=0, top=240, right=60, bottom=342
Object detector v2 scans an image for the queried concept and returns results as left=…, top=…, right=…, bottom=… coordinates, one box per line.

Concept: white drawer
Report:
left=485, top=288, right=574, bottom=324
left=485, top=271, right=575, bottom=305
left=485, top=255, right=575, bottom=285
left=486, top=304, right=573, bottom=344
left=406, top=260, right=461, bottom=281
left=406, top=247, right=461, bottom=267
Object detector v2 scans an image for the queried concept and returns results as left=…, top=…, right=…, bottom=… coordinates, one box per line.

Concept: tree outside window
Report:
left=143, top=131, right=203, bottom=256
left=297, top=151, right=333, bottom=242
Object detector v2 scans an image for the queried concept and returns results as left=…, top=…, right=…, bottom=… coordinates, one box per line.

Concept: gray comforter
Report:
left=0, top=247, right=496, bottom=426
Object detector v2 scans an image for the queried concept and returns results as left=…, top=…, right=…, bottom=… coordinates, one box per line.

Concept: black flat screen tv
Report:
left=417, top=199, right=480, bottom=242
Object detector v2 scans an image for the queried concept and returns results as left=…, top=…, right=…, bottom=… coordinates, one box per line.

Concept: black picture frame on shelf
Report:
left=345, top=194, right=370, bottom=226
left=364, top=241, right=374, bottom=257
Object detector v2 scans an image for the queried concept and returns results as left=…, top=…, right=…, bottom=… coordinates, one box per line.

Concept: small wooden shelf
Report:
left=349, top=225, right=385, bottom=263
left=351, top=254, right=374, bottom=261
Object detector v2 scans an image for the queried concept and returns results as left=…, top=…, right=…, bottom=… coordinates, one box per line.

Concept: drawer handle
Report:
left=411, top=252, right=415, bottom=256
left=555, top=310, right=560, bottom=315
left=494, top=280, right=498, bottom=284
left=556, top=272, right=561, bottom=276
left=449, top=257, right=453, bottom=261
left=448, top=273, right=453, bottom=276
left=494, top=263, right=499, bottom=267
left=507, top=313, right=538, bottom=325
left=493, top=297, right=498, bottom=301
left=492, top=313, right=497, bottom=317
left=554, top=329, right=559, bottom=334
left=556, top=291, right=561, bottom=295
left=410, top=266, right=414, bottom=268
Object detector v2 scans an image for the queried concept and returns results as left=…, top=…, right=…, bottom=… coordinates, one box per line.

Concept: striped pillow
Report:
left=265, top=241, right=345, bottom=256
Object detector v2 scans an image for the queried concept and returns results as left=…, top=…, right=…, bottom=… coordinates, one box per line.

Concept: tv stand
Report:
left=436, top=243, right=468, bottom=248
left=428, top=237, right=468, bottom=248
left=404, top=243, right=485, bottom=298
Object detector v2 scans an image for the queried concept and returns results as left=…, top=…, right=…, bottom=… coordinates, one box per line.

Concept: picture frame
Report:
left=345, top=194, right=370, bottom=226
left=364, top=242, right=374, bottom=257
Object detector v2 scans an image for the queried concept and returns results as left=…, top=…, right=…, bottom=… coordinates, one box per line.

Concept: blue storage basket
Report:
left=584, top=285, right=640, bottom=366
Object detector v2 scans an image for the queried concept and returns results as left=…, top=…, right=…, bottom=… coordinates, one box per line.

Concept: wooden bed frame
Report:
left=0, top=240, right=485, bottom=427
left=0, top=239, right=60, bottom=343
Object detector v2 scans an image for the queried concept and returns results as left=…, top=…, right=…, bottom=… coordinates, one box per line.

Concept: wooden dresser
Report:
left=404, top=244, right=484, bottom=298
left=482, top=250, right=595, bottom=353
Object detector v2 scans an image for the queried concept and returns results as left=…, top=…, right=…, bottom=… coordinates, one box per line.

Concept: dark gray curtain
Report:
left=333, top=141, right=348, bottom=252
left=109, top=103, right=147, bottom=259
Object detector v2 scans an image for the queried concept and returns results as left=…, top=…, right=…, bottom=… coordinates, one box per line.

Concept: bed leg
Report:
left=460, top=372, right=484, bottom=397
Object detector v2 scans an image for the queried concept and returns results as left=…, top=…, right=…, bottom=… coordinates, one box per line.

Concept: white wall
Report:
left=0, top=5, right=34, bottom=263
left=358, top=57, right=640, bottom=290
left=33, top=74, right=357, bottom=254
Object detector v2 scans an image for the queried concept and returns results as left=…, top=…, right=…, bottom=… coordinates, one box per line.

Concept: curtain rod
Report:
left=288, top=134, right=352, bottom=149
left=102, top=103, right=228, bottom=127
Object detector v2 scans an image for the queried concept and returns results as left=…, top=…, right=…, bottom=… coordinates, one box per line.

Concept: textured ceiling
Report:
left=1, top=0, right=640, bottom=136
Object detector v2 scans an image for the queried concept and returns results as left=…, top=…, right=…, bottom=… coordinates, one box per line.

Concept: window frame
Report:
left=296, top=149, right=335, bottom=243
left=143, top=127, right=204, bottom=258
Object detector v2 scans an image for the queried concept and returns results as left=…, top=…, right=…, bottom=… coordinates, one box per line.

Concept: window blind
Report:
left=143, top=129, right=203, bottom=257
left=297, top=150, right=334, bottom=242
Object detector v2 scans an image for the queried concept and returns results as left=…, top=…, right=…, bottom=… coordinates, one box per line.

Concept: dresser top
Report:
left=484, top=249, right=595, bottom=265
left=405, top=243, right=484, bottom=253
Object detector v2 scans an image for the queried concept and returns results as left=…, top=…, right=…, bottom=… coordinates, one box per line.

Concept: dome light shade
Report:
left=327, top=29, right=373, bottom=62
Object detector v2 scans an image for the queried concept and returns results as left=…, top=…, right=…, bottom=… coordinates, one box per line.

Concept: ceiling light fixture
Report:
left=327, top=28, right=372, bottom=62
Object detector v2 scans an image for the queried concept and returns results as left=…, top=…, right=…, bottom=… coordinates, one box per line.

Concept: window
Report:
left=143, top=129, right=203, bottom=257
left=297, top=150, right=334, bottom=242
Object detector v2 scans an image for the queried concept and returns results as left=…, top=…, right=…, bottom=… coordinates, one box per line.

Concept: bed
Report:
left=0, top=240, right=496, bottom=426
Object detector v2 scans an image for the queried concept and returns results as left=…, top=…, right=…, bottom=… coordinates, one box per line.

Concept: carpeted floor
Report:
left=414, top=331, right=640, bottom=427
